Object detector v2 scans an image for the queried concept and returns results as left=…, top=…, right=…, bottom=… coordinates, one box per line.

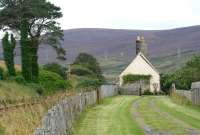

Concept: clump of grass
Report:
left=170, top=91, right=192, bottom=105
left=0, top=91, right=74, bottom=135
left=0, top=81, right=38, bottom=101
left=0, top=104, right=47, bottom=135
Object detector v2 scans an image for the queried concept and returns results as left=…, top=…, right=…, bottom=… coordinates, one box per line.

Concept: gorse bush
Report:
left=123, top=74, right=151, bottom=85
left=39, top=70, right=71, bottom=94
left=43, top=63, right=67, bottom=79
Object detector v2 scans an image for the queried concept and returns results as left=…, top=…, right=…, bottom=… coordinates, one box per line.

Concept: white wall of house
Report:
left=119, top=53, right=160, bottom=92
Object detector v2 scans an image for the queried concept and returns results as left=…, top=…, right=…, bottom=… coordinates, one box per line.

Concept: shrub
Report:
left=161, top=55, right=200, bottom=92
left=39, top=70, right=69, bottom=94
left=27, top=83, right=45, bottom=95
left=71, top=65, right=94, bottom=76
left=123, top=74, right=151, bottom=85
left=76, top=78, right=102, bottom=90
left=10, top=75, right=26, bottom=84
left=143, top=89, right=154, bottom=95
left=72, top=53, right=105, bottom=83
left=43, top=63, right=67, bottom=79
left=0, top=67, right=4, bottom=80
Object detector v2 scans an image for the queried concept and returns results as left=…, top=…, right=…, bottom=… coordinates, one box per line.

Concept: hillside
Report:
left=62, top=26, right=200, bottom=81
left=1, top=26, right=200, bottom=81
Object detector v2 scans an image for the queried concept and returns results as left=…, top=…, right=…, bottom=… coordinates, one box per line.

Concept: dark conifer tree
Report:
left=2, top=32, right=16, bottom=77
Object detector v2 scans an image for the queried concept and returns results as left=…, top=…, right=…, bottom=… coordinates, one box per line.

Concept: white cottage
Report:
left=119, top=36, right=160, bottom=92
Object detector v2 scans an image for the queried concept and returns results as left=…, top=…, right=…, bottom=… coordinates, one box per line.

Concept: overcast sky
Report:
left=49, top=0, right=200, bottom=30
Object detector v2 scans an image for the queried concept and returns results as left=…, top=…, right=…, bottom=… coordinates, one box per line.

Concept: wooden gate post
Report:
left=97, top=88, right=101, bottom=104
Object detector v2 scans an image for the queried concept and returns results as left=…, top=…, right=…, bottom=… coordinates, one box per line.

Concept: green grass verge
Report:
left=0, top=127, right=4, bottom=135
left=156, top=97, right=200, bottom=129
left=132, top=96, right=200, bottom=135
left=72, top=96, right=145, bottom=135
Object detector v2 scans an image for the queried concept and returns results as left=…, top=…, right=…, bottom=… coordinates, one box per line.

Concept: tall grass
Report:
left=0, top=81, right=38, bottom=101
left=0, top=80, right=75, bottom=135
left=170, top=91, right=192, bottom=105
left=0, top=91, right=75, bottom=135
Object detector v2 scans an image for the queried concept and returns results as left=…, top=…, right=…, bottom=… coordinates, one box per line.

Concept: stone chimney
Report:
left=136, top=36, right=148, bottom=57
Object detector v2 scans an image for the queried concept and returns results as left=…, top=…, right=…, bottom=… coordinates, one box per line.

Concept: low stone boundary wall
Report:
left=173, top=82, right=200, bottom=105
left=100, top=85, right=118, bottom=98
left=175, top=90, right=192, bottom=101
left=119, top=81, right=150, bottom=95
left=35, top=91, right=97, bottom=135
left=119, top=84, right=139, bottom=95
left=35, top=85, right=118, bottom=135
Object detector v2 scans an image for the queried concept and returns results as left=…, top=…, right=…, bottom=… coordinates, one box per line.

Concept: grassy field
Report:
left=73, top=96, right=145, bottom=135
left=0, top=80, right=73, bottom=135
left=73, top=96, right=200, bottom=135
left=0, top=81, right=38, bottom=101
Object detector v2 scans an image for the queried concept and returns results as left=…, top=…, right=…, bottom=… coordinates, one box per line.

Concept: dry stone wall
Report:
left=100, top=85, right=118, bottom=98
left=174, top=82, right=200, bottom=105
left=35, top=85, right=118, bottom=135
left=35, top=91, right=97, bottom=135
left=175, top=90, right=192, bottom=101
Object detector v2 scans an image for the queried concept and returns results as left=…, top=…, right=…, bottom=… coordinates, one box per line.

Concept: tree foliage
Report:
left=161, top=55, right=200, bottom=92
left=39, top=70, right=71, bottom=94
left=0, top=0, right=65, bottom=81
left=43, top=63, right=67, bottom=79
left=2, top=32, right=16, bottom=77
left=123, top=74, right=151, bottom=85
left=72, top=53, right=105, bottom=83
left=20, top=19, right=33, bottom=81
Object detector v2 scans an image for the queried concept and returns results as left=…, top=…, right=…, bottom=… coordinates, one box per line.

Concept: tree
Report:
left=2, top=32, right=16, bottom=77
left=43, top=63, right=67, bottom=79
left=0, top=0, right=65, bottom=81
left=20, top=19, right=32, bottom=81
left=161, top=55, right=200, bottom=92
left=72, top=53, right=105, bottom=83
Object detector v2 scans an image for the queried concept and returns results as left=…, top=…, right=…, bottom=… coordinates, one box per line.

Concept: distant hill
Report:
left=0, top=26, right=200, bottom=81
left=62, top=26, right=200, bottom=61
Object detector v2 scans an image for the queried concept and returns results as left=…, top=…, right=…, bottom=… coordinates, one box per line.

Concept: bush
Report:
left=161, top=55, right=200, bottom=92
left=71, top=65, right=94, bottom=76
left=123, top=74, right=151, bottom=85
left=0, top=67, right=4, bottom=80
left=27, top=83, right=45, bottom=95
left=143, top=89, right=154, bottom=95
left=10, top=75, right=26, bottom=84
left=43, top=63, right=67, bottom=79
left=39, top=70, right=70, bottom=94
left=72, top=53, right=105, bottom=83
left=76, top=78, right=102, bottom=90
